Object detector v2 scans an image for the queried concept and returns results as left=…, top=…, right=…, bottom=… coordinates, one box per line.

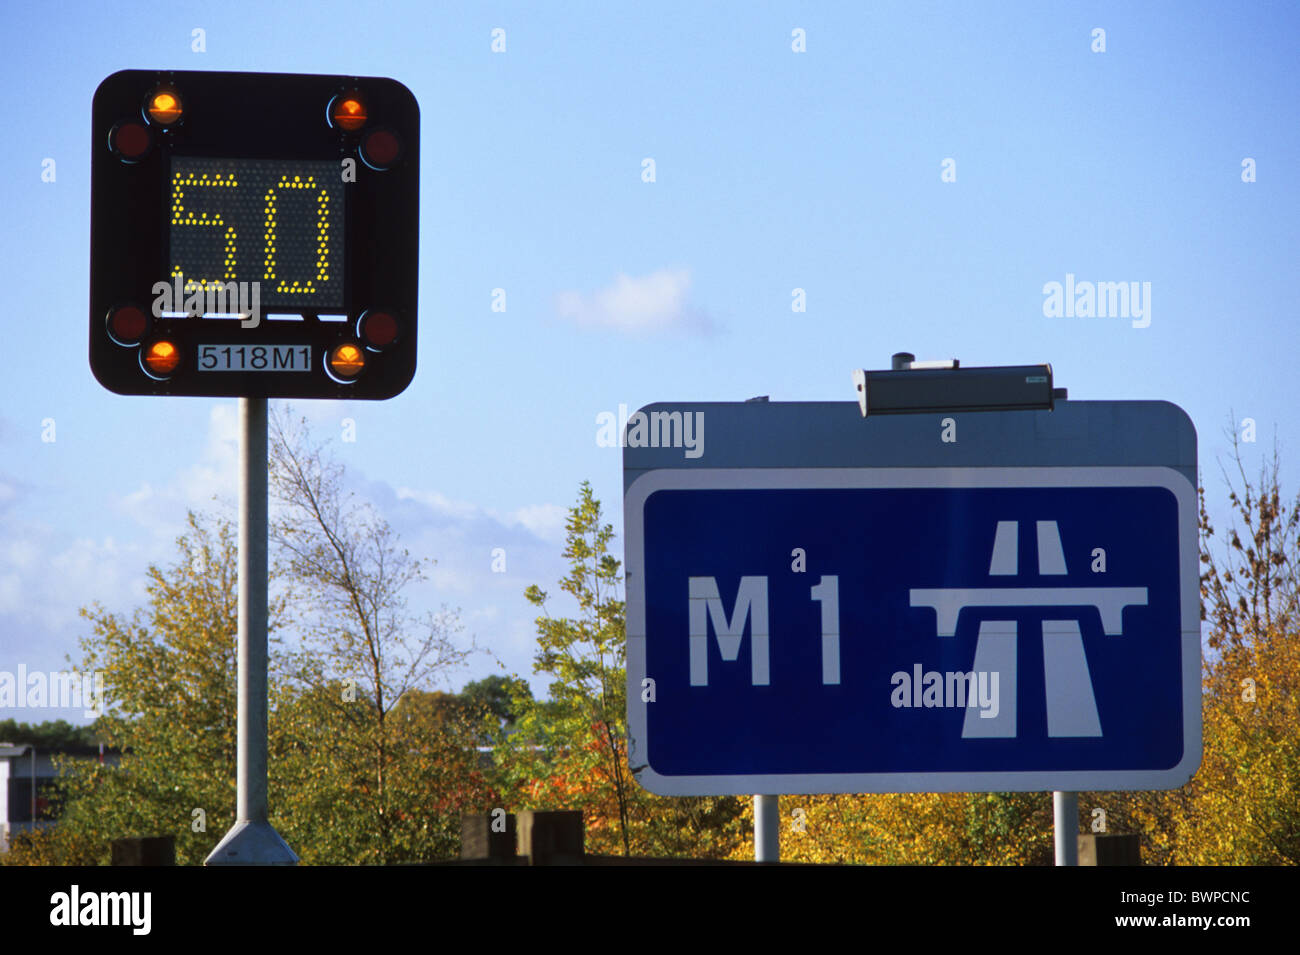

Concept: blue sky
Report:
left=1, top=1, right=1297, bottom=723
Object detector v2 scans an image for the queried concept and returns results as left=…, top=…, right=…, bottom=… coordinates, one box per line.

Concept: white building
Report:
left=0, top=743, right=119, bottom=852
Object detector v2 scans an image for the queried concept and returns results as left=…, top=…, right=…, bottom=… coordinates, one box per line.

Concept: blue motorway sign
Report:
left=624, top=404, right=1200, bottom=795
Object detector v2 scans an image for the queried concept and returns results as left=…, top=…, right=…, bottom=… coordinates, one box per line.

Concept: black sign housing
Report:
left=90, top=69, right=419, bottom=399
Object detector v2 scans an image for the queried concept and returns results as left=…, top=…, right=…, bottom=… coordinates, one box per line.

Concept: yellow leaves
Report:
left=503, top=464, right=1300, bottom=865
left=1170, top=587, right=1300, bottom=865
left=721, top=791, right=1051, bottom=866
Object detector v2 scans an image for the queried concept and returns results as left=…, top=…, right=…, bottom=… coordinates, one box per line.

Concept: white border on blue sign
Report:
left=624, top=466, right=1201, bottom=796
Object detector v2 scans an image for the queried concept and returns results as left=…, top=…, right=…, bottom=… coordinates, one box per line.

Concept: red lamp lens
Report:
left=107, top=305, right=148, bottom=344
left=360, top=129, right=401, bottom=168
left=360, top=310, right=398, bottom=347
left=111, top=122, right=151, bottom=160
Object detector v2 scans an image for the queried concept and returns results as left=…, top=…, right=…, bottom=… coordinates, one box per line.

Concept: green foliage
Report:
left=504, top=481, right=633, bottom=853
left=27, top=433, right=1295, bottom=866
left=1, top=824, right=102, bottom=866
left=461, top=674, right=529, bottom=728
left=770, top=792, right=1052, bottom=866
left=1171, top=440, right=1300, bottom=864
left=268, top=409, right=483, bottom=863
left=1085, top=437, right=1300, bottom=866
left=500, top=481, right=748, bottom=860
left=24, top=513, right=254, bottom=865
left=269, top=680, right=497, bottom=864
left=0, top=720, right=101, bottom=750
left=8, top=414, right=497, bottom=865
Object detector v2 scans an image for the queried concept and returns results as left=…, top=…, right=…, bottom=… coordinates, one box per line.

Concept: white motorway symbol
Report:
left=909, top=520, right=1148, bottom=739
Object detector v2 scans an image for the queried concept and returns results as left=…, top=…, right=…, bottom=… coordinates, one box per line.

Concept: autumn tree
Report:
left=0, top=720, right=101, bottom=750
left=501, top=482, right=747, bottom=859
left=267, top=408, right=482, bottom=863
left=270, top=679, right=496, bottom=864
left=502, top=481, right=633, bottom=853
left=1046, top=434, right=1300, bottom=866
left=1173, top=435, right=1300, bottom=863
left=745, top=790, right=1055, bottom=866
left=3, top=513, right=272, bottom=865
left=462, top=675, right=529, bottom=730
left=7, top=413, right=494, bottom=865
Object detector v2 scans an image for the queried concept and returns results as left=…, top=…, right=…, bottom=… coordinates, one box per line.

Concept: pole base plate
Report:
left=204, top=820, right=299, bottom=866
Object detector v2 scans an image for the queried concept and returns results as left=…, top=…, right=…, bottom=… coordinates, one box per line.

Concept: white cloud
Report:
left=115, top=405, right=240, bottom=537
left=0, top=525, right=150, bottom=633
left=176, top=403, right=239, bottom=507
left=507, top=503, right=568, bottom=543
left=48, top=536, right=149, bottom=607
left=2, top=537, right=39, bottom=570
left=0, top=574, right=21, bottom=614
left=556, top=268, right=713, bottom=334
left=395, top=489, right=567, bottom=544
left=377, top=485, right=578, bottom=693
left=2, top=398, right=581, bottom=703
left=268, top=399, right=363, bottom=437
left=395, top=487, right=481, bottom=522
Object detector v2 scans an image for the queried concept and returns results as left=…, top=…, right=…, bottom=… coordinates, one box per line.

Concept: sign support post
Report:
left=90, top=70, right=421, bottom=864
left=205, top=398, right=298, bottom=865
left=1053, top=791, right=1079, bottom=866
left=754, top=794, right=779, bottom=862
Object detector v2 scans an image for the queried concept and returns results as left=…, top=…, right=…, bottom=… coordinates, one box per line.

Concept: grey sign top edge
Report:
left=621, top=399, right=1196, bottom=492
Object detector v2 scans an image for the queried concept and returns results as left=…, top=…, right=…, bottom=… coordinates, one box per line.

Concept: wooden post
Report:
left=516, top=810, right=584, bottom=865
left=461, top=812, right=517, bottom=861
left=1077, top=833, right=1141, bottom=866
left=111, top=836, right=175, bottom=866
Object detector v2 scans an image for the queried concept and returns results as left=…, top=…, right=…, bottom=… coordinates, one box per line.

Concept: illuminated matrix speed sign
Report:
left=90, top=70, right=419, bottom=399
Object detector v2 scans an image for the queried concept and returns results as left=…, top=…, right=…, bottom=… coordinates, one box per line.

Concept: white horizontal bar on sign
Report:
left=266, top=313, right=306, bottom=321
left=317, top=314, right=349, bottom=322
left=908, top=586, right=1149, bottom=636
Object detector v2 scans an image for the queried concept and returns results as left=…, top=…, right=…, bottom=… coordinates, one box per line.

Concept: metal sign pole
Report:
left=206, top=398, right=297, bottom=865
left=1053, top=791, right=1078, bottom=865
left=754, top=794, right=779, bottom=862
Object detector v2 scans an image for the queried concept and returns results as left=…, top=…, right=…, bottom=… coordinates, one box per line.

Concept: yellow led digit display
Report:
left=169, top=157, right=343, bottom=310
left=263, top=174, right=333, bottom=296
left=170, top=170, right=238, bottom=294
